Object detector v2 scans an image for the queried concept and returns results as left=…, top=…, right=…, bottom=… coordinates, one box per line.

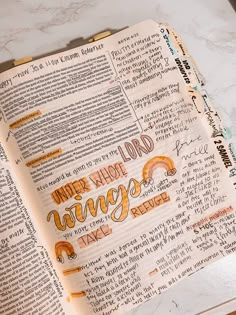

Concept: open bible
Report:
left=0, top=20, right=236, bottom=315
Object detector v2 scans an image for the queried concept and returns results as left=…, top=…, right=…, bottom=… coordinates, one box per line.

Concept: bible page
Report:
left=0, top=143, right=77, bottom=315
left=0, top=20, right=236, bottom=315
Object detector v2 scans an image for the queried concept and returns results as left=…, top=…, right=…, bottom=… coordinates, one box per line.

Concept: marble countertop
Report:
left=1, top=0, right=236, bottom=314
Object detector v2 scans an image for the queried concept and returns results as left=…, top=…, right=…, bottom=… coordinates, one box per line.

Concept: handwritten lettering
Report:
left=78, top=225, right=112, bottom=248
left=173, top=135, right=202, bottom=157
left=47, top=178, right=142, bottom=230
left=89, top=162, right=127, bottom=188
left=182, top=144, right=208, bottom=160
left=51, top=177, right=90, bottom=204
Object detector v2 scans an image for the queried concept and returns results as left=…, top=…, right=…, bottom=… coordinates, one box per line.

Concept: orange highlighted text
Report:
left=26, top=148, right=62, bottom=167
left=10, top=110, right=42, bottom=129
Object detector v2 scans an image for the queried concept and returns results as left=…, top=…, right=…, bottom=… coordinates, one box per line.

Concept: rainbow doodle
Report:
left=142, top=156, right=176, bottom=182
left=55, top=241, right=77, bottom=263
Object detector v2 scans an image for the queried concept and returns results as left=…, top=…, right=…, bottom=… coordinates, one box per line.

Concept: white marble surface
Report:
left=1, top=0, right=236, bottom=314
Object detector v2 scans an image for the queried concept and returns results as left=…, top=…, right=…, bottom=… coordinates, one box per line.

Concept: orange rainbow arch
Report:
left=142, top=156, right=176, bottom=183
left=55, top=241, right=77, bottom=263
